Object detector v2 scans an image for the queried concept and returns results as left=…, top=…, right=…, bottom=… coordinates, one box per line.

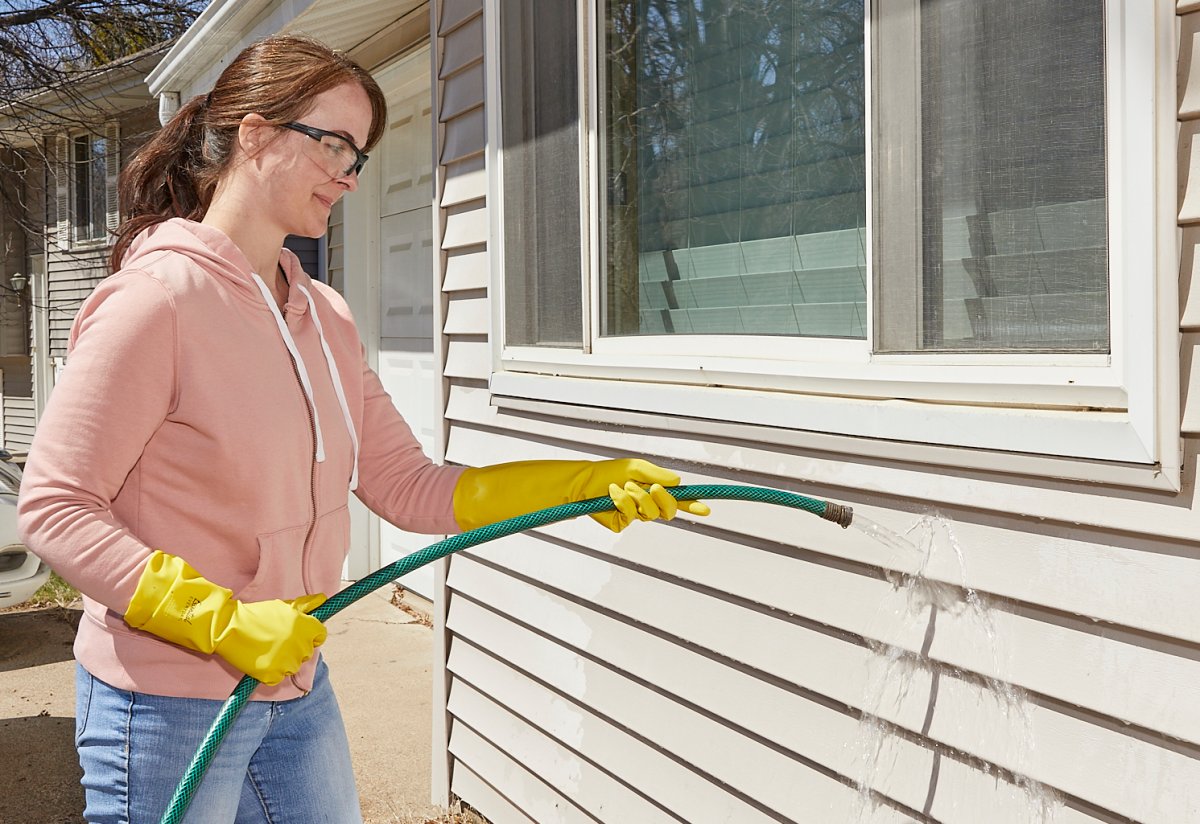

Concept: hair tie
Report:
left=204, top=91, right=213, bottom=109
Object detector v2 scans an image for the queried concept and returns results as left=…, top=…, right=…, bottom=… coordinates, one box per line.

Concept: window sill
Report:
left=488, top=371, right=1179, bottom=492
left=68, top=238, right=109, bottom=252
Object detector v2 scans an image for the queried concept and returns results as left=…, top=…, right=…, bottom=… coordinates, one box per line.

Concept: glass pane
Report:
left=72, top=135, right=90, bottom=241
left=603, top=0, right=866, bottom=338
left=90, top=137, right=107, bottom=240
left=916, top=1, right=1107, bottom=352
left=501, top=0, right=584, bottom=347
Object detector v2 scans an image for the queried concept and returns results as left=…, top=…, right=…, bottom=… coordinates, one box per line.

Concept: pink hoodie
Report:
left=17, top=218, right=464, bottom=700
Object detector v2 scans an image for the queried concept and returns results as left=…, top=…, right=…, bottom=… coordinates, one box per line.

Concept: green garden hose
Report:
left=159, top=484, right=852, bottom=824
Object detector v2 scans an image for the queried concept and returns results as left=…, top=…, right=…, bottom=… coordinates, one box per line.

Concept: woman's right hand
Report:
left=123, top=551, right=327, bottom=685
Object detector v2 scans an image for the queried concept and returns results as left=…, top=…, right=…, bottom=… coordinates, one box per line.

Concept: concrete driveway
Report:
left=0, top=587, right=455, bottom=823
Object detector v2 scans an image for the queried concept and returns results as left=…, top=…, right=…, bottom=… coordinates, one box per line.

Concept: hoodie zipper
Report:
left=284, top=308, right=319, bottom=697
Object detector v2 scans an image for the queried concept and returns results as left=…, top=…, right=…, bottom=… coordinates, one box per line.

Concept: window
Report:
left=603, top=1, right=868, bottom=340
left=55, top=125, right=118, bottom=248
left=500, top=0, right=584, bottom=347
left=493, top=1, right=1168, bottom=473
left=875, top=2, right=1107, bottom=353
left=72, top=133, right=109, bottom=243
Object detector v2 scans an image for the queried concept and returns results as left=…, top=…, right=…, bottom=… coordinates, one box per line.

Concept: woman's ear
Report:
left=237, top=113, right=270, bottom=159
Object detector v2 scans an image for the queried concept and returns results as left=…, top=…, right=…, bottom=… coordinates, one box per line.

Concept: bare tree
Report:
left=0, top=1, right=206, bottom=320
left=0, top=1, right=205, bottom=99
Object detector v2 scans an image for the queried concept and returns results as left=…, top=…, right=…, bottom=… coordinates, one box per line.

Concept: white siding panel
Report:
left=1181, top=118, right=1200, bottom=224
left=452, top=575, right=1105, bottom=824
left=1183, top=333, right=1200, bottom=430
left=439, top=0, right=481, bottom=35
left=451, top=633, right=907, bottom=824
left=440, top=12, right=483, bottom=77
left=441, top=106, right=486, bottom=165
left=454, top=472, right=1200, bottom=757
left=447, top=595, right=1084, bottom=823
left=449, top=721, right=599, bottom=824
left=441, top=202, right=488, bottom=249
left=449, top=681, right=683, bottom=823
left=449, top=639, right=787, bottom=824
left=442, top=155, right=487, bottom=207
left=520, top=515, right=1200, bottom=750
left=440, top=61, right=485, bottom=121
left=452, top=532, right=1200, bottom=823
left=443, top=296, right=489, bottom=335
left=444, top=339, right=491, bottom=380
left=444, top=393, right=1200, bottom=646
left=443, top=247, right=489, bottom=292
left=1182, top=227, right=1200, bottom=329
left=450, top=764, right=541, bottom=824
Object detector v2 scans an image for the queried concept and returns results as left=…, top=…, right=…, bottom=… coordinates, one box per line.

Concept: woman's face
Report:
left=249, top=80, right=374, bottom=240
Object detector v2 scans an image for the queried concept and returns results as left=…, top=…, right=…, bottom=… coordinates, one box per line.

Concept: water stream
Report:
left=845, top=514, right=1063, bottom=822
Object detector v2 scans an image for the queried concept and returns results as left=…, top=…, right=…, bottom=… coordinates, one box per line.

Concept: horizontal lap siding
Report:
left=47, top=250, right=106, bottom=360
left=435, top=3, right=1199, bottom=823
left=0, top=358, right=33, bottom=451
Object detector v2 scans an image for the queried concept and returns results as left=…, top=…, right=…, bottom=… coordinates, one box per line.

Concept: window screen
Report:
left=602, top=0, right=867, bottom=338
left=501, top=0, right=584, bottom=347
left=885, top=0, right=1108, bottom=352
left=72, top=134, right=107, bottom=243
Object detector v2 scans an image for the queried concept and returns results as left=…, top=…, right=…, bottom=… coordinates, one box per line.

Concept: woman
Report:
left=17, top=34, right=707, bottom=823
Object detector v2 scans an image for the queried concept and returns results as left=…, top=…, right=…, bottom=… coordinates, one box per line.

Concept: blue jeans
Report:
left=74, top=659, right=362, bottom=823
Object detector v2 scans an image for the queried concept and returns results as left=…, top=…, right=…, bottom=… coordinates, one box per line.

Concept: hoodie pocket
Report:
left=304, top=505, right=351, bottom=596
left=237, top=523, right=308, bottom=602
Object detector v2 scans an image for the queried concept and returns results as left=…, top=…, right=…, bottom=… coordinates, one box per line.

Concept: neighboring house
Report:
left=0, top=45, right=169, bottom=453
left=158, top=2, right=1196, bottom=823
left=0, top=41, right=326, bottom=458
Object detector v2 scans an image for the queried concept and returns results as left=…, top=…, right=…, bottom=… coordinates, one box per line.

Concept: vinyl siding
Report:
left=433, top=2, right=1199, bottom=822
left=283, top=234, right=322, bottom=280
left=0, top=357, right=33, bottom=452
left=46, top=105, right=159, bottom=364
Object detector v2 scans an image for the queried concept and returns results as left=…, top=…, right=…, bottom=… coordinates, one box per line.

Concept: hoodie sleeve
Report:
left=17, top=270, right=178, bottom=614
left=352, top=351, right=464, bottom=534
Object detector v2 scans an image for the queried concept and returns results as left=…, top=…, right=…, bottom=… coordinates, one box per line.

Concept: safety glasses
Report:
left=280, top=121, right=369, bottom=178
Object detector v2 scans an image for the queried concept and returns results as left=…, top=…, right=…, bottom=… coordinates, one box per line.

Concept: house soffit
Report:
left=0, top=48, right=165, bottom=146
left=148, top=0, right=425, bottom=96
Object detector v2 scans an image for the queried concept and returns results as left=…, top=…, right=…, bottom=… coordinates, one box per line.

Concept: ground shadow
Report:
left=0, top=714, right=83, bottom=822
left=0, top=607, right=79, bottom=673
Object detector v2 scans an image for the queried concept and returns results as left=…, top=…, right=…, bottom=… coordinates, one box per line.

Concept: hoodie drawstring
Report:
left=249, top=273, right=361, bottom=491
left=296, top=282, right=360, bottom=491
left=250, top=273, right=327, bottom=463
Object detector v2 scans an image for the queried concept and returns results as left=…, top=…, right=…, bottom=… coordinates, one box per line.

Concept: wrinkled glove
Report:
left=124, top=550, right=327, bottom=685
left=452, top=458, right=711, bottom=533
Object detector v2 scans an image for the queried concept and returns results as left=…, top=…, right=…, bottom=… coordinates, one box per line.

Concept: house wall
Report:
left=433, top=2, right=1200, bottom=822
left=0, top=147, right=33, bottom=451
left=0, top=357, right=33, bottom=451
left=46, top=104, right=158, bottom=364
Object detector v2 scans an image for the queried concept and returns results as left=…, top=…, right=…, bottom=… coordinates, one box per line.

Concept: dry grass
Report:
left=388, top=584, right=433, bottom=627
left=0, top=571, right=81, bottom=612
left=373, top=801, right=489, bottom=823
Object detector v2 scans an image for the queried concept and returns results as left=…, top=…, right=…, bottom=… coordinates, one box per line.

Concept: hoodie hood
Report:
left=123, top=217, right=309, bottom=315
left=125, top=217, right=356, bottom=486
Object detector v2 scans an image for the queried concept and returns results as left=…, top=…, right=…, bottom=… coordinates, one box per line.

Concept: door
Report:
left=374, top=47, right=439, bottom=599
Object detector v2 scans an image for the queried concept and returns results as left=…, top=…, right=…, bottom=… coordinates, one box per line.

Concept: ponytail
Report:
left=108, top=93, right=219, bottom=271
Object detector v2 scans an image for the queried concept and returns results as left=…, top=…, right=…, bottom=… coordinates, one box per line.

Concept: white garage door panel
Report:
left=378, top=349, right=438, bottom=598
left=373, top=46, right=440, bottom=600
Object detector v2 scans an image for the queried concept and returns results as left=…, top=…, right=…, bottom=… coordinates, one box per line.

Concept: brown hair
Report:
left=109, top=34, right=387, bottom=271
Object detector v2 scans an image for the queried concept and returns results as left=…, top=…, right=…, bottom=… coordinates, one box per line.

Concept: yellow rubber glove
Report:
left=453, top=458, right=711, bottom=533
left=123, top=551, right=328, bottom=685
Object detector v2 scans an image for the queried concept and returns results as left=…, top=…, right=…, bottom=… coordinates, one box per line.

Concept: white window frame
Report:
left=65, top=123, right=118, bottom=249
left=485, top=0, right=1179, bottom=488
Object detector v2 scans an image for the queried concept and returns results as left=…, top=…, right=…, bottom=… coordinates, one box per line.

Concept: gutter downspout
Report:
left=157, top=91, right=181, bottom=126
